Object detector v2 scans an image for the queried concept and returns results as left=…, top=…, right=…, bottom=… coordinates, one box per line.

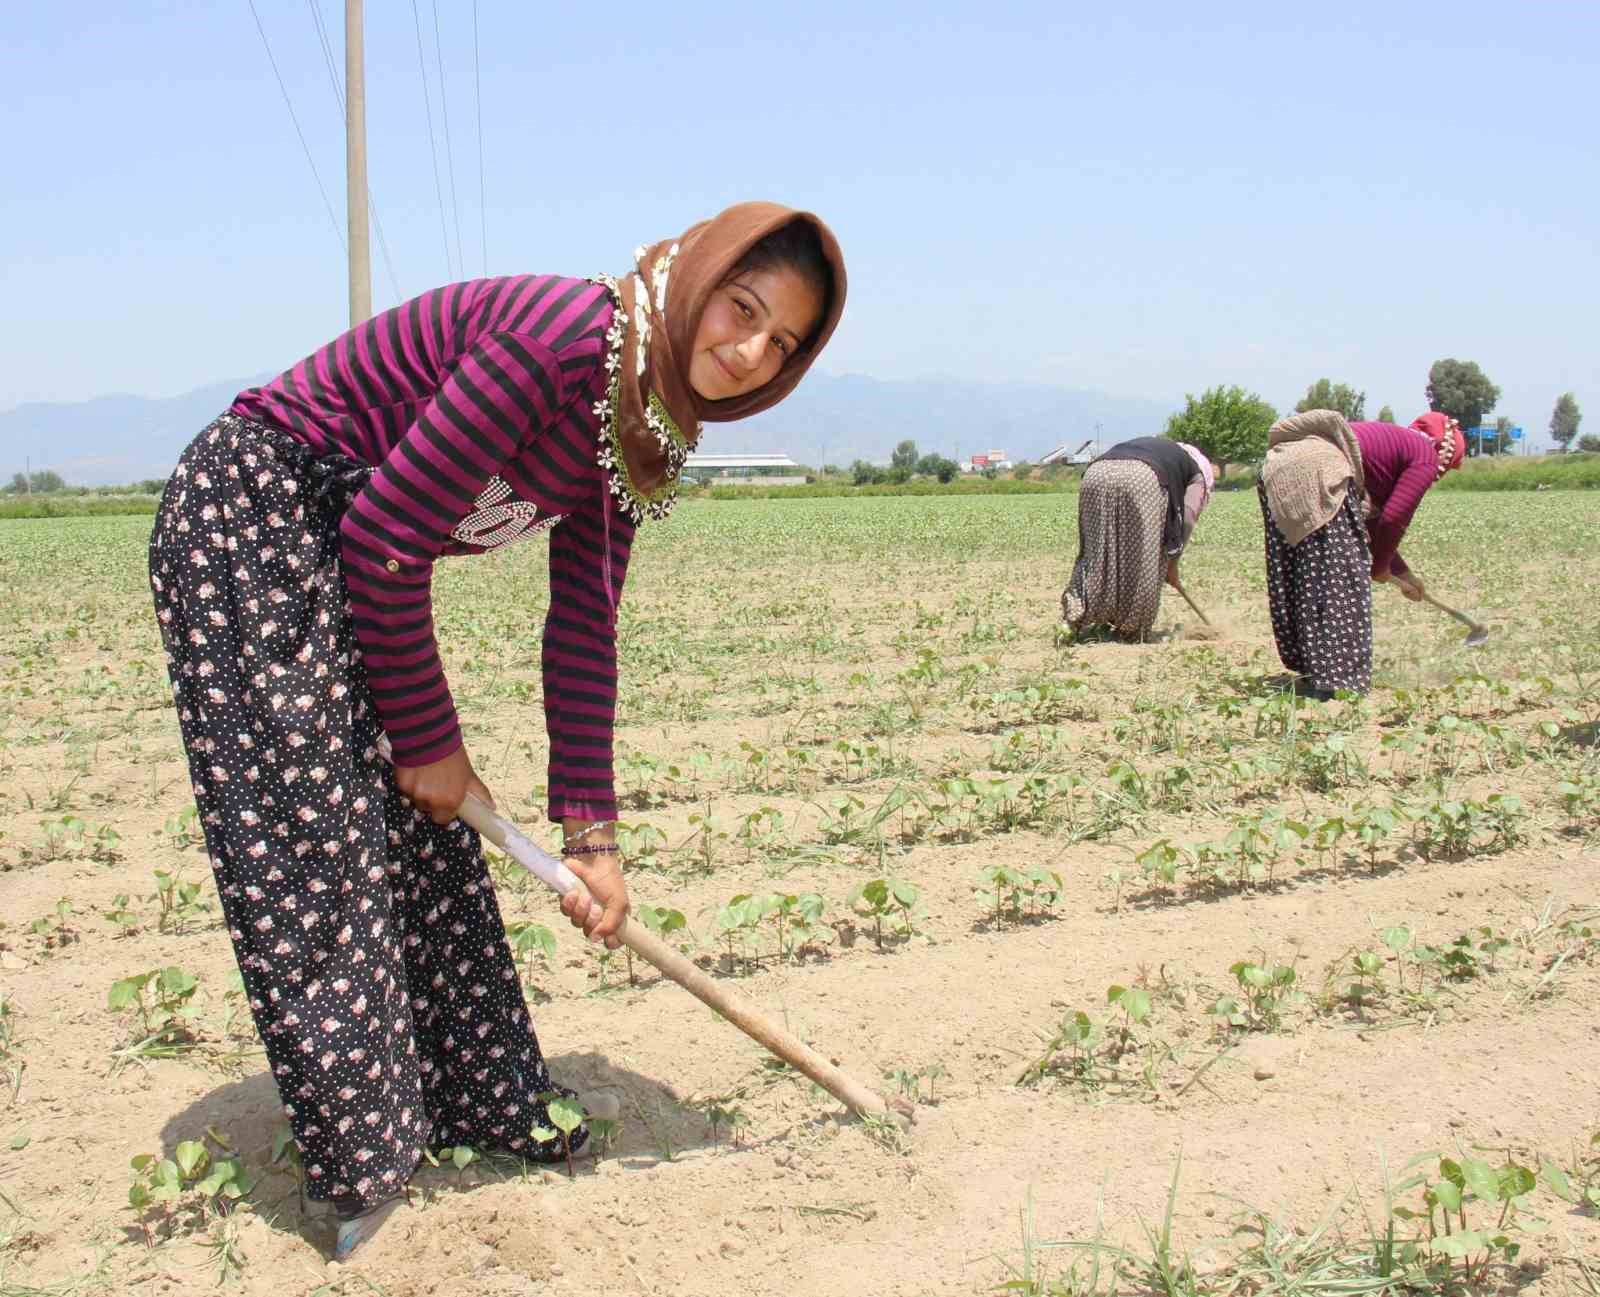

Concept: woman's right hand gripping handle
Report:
left=392, top=746, right=497, bottom=825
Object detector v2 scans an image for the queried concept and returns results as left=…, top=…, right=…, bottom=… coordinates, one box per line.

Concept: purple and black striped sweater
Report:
left=232, top=275, right=632, bottom=822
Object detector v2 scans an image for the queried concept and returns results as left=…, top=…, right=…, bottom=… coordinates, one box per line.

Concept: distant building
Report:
left=681, top=452, right=807, bottom=486
left=966, top=450, right=1013, bottom=472
left=1039, top=439, right=1098, bottom=466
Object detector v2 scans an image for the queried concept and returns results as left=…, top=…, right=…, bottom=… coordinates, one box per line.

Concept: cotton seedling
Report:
left=695, top=1093, right=749, bottom=1147
left=682, top=803, right=730, bottom=874
left=127, top=1135, right=253, bottom=1244
left=102, top=892, right=141, bottom=937
left=1017, top=1010, right=1104, bottom=1088
left=1224, top=958, right=1302, bottom=1031
left=108, top=965, right=203, bottom=1065
left=772, top=893, right=830, bottom=961
left=1389, top=1154, right=1550, bottom=1288
left=1134, top=839, right=1185, bottom=893
left=1480, top=793, right=1527, bottom=850
left=27, top=898, right=76, bottom=952
left=614, top=821, right=667, bottom=873
left=162, top=805, right=203, bottom=850
left=149, top=868, right=211, bottom=934
left=1349, top=804, right=1399, bottom=871
left=848, top=877, right=923, bottom=950
left=1345, top=949, right=1385, bottom=1008
left=506, top=921, right=558, bottom=991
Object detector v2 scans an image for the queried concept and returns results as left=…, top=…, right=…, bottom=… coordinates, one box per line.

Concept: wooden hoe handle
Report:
left=457, top=792, right=909, bottom=1129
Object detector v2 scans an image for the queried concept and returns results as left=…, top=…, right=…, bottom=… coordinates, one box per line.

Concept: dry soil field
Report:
left=1, top=490, right=1597, bottom=1297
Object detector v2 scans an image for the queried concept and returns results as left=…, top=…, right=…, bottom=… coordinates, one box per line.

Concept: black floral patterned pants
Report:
left=148, top=415, right=581, bottom=1211
left=1258, top=481, right=1373, bottom=696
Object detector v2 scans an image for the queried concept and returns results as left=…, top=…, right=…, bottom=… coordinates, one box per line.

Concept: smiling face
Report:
left=687, top=265, right=826, bottom=402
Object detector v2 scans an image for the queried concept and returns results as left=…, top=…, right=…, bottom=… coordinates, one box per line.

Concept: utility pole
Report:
left=345, top=0, right=372, bottom=326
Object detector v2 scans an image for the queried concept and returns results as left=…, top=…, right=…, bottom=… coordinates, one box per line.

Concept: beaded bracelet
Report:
left=564, top=843, right=620, bottom=857
left=565, top=819, right=616, bottom=846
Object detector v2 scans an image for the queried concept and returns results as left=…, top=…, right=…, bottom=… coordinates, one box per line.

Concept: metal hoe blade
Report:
left=1422, top=591, right=1489, bottom=648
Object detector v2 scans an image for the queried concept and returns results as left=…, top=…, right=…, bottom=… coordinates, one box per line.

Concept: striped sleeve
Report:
left=1369, top=438, right=1435, bottom=580
left=542, top=499, right=636, bottom=821
left=340, top=329, right=568, bottom=766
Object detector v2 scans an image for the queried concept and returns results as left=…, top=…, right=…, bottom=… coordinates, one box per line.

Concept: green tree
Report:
left=1295, top=379, right=1366, bottom=421
left=1376, top=404, right=1395, bottom=423
left=1549, top=392, right=1582, bottom=452
left=915, top=453, right=959, bottom=483
left=1578, top=434, right=1600, bottom=454
left=1426, top=359, right=1500, bottom=454
left=850, top=459, right=884, bottom=486
left=9, top=469, right=66, bottom=493
left=1164, top=386, right=1277, bottom=475
left=890, top=440, right=920, bottom=474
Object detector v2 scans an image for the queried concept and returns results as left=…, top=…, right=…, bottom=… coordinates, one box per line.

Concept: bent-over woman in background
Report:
left=1061, top=436, right=1214, bottom=640
left=1257, top=410, right=1463, bottom=698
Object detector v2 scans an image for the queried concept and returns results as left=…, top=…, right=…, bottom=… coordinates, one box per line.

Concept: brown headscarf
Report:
left=595, top=201, right=847, bottom=522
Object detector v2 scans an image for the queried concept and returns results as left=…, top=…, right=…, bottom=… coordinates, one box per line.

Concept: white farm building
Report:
left=681, top=452, right=807, bottom=486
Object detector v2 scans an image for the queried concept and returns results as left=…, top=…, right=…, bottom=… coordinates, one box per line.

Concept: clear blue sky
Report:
left=3, top=1, right=1596, bottom=443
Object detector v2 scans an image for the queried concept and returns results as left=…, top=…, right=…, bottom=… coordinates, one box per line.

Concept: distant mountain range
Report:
left=0, top=372, right=1177, bottom=486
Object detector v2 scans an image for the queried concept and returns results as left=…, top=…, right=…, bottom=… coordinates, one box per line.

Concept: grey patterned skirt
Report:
left=1061, top=460, right=1167, bottom=639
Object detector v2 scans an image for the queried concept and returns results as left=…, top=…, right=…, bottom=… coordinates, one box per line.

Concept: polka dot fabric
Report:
left=1061, top=460, right=1168, bottom=639
left=1258, top=480, right=1373, bottom=696
left=148, top=415, right=584, bottom=1212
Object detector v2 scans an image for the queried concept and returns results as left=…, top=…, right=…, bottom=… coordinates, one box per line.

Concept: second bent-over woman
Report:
left=1061, top=435, right=1215, bottom=639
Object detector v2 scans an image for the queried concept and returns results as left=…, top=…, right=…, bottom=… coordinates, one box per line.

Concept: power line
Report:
left=430, top=0, right=465, bottom=278
left=472, top=0, right=486, bottom=275
left=410, top=0, right=454, bottom=279
left=246, top=0, right=346, bottom=254
left=306, top=0, right=402, bottom=304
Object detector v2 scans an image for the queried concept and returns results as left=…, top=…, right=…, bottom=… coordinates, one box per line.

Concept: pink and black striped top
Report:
left=1350, top=421, right=1440, bottom=579
left=232, top=276, right=632, bottom=821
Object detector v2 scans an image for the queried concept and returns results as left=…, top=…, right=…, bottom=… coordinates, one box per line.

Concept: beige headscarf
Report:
left=1260, top=410, right=1366, bottom=546
left=596, top=202, right=847, bottom=522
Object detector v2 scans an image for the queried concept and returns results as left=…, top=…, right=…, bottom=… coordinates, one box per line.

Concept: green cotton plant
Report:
left=1220, top=958, right=1302, bottom=1031
left=848, top=877, right=923, bottom=950
left=531, top=1092, right=588, bottom=1176
left=615, top=821, right=666, bottom=871
left=1389, top=1154, right=1551, bottom=1288
left=683, top=802, right=730, bottom=874
left=127, top=1136, right=253, bottom=1245
left=108, top=966, right=203, bottom=1064
left=1349, top=803, right=1400, bottom=870
left=27, top=897, right=77, bottom=952
left=150, top=868, right=211, bottom=934
left=1480, top=793, right=1527, bottom=850
left=103, top=892, right=141, bottom=937
left=1017, top=1009, right=1104, bottom=1089
left=1345, top=949, right=1385, bottom=1008
left=162, top=806, right=203, bottom=850
left=974, top=864, right=1063, bottom=923
left=1134, top=838, right=1185, bottom=893
left=709, top=893, right=773, bottom=971
left=1411, top=796, right=1481, bottom=860
left=506, top=921, right=558, bottom=990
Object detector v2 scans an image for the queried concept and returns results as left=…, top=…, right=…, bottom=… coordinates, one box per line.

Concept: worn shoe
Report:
left=333, top=1192, right=406, bottom=1261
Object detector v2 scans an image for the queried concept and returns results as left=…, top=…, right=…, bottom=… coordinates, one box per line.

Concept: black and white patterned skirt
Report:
left=1258, top=481, right=1373, bottom=696
left=148, top=413, right=582, bottom=1212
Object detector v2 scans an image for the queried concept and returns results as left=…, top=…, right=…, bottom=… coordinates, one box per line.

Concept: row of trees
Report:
left=1164, top=364, right=1589, bottom=471
left=849, top=441, right=961, bottom=485
left=7, top=470, right=67, bottom=493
